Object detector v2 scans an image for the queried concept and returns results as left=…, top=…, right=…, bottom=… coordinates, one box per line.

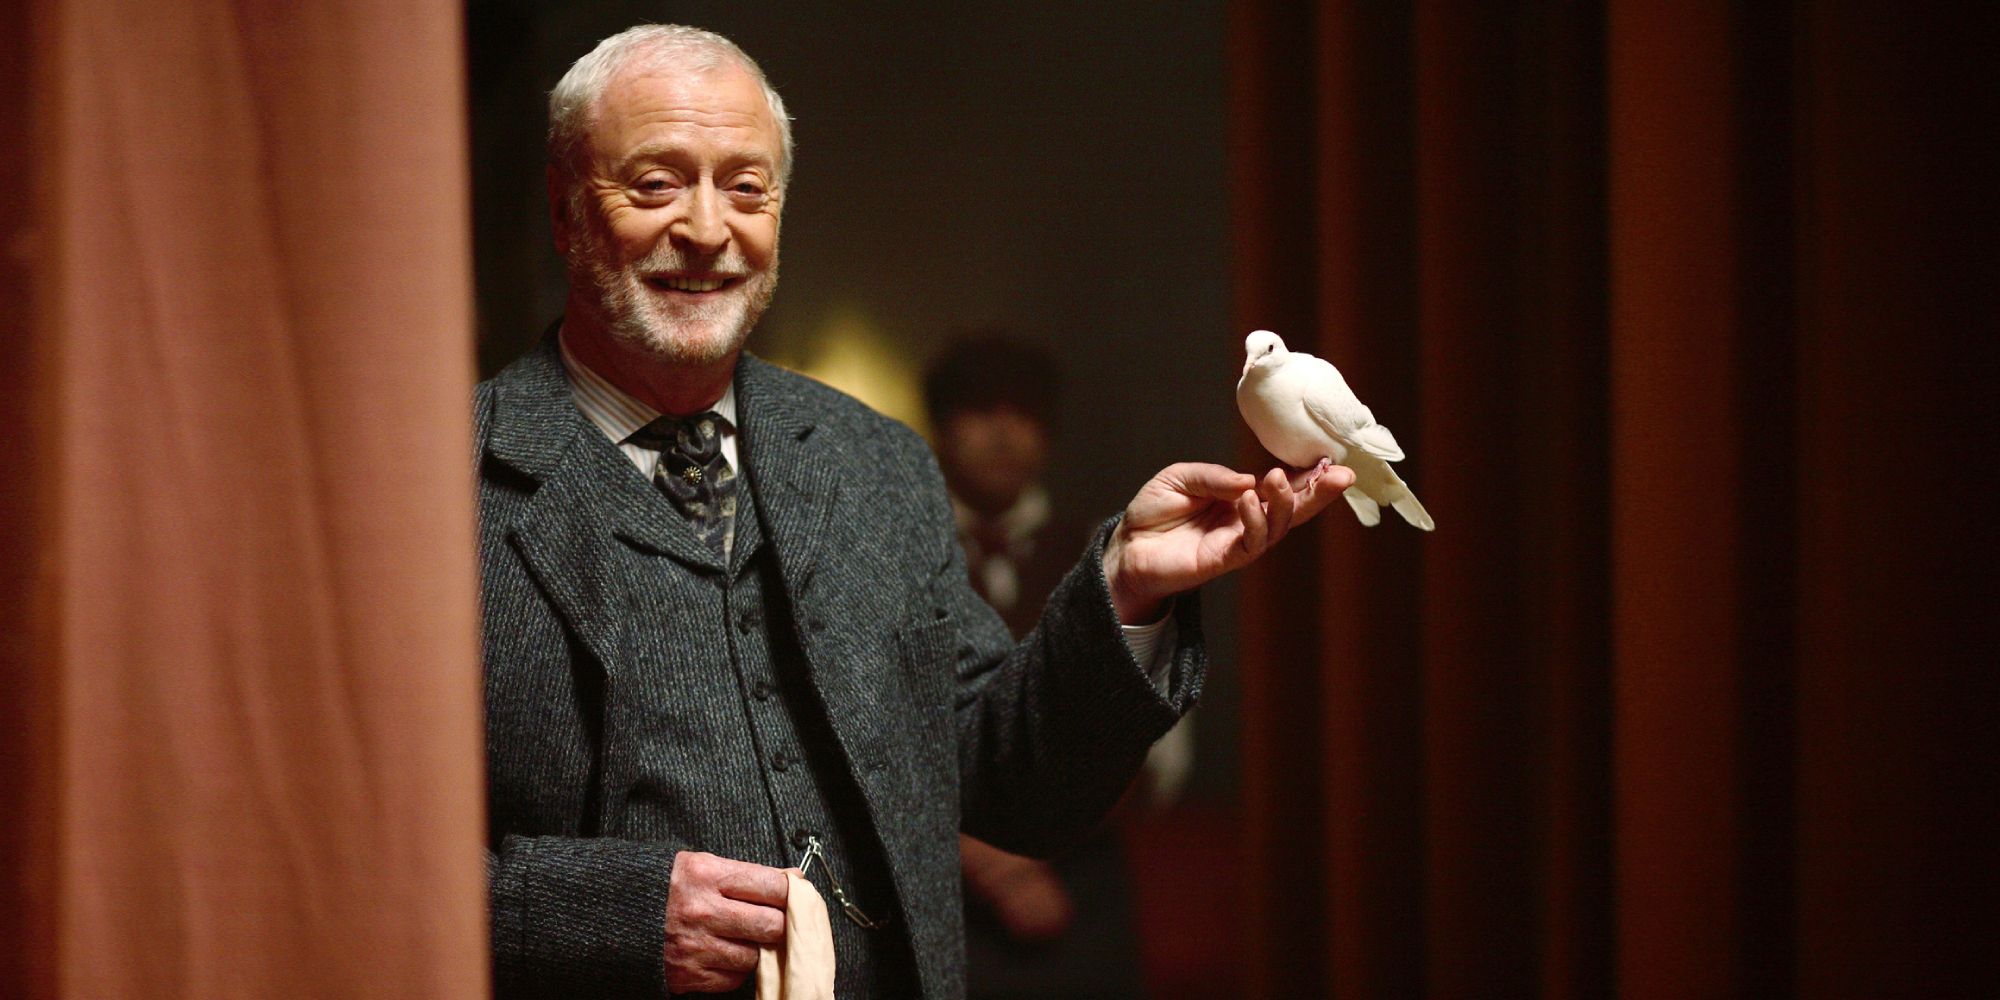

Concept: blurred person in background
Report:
left=926, top=335, right=1195, bottom=1000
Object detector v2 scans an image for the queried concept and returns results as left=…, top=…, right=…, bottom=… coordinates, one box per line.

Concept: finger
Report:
left=714, top=859, right=791, bottom=907
left=1292, top=465, right=1354, bottom=524
left=709, top=898, right=788, bottom=945
left=667, top=966, right=749, bottom=995
left=1166, top=462, right=1258, bottom=501
left=1236, top=488, right=1269, bottom=558
left=664, top=930, right=758, bottom=993
left=1258, top=468, right=1297, bottom=546
left=703, top=934, right=762, bottom=973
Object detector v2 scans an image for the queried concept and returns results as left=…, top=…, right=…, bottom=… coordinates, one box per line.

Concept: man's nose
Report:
left=670, top=182, right=730, bottom=254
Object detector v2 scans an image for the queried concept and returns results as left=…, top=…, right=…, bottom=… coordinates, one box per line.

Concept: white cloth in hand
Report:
left=756, top=871, right=835, bottom=1000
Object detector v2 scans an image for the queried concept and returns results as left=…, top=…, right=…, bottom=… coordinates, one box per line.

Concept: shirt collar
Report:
left=557, top=325, right=737, bottom=446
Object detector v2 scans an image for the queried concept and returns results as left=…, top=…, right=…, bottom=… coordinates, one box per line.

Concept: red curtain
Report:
left=1233, top=3, right=1991, bottom=998
left=2, top=2, right=486, bottom=997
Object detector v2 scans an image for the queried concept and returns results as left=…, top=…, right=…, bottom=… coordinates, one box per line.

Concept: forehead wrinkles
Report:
left=590, top=67, right=777, bottom=160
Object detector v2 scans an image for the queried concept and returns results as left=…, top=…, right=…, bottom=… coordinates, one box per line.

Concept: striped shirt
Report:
left=558, top=329, right=740, bottom=477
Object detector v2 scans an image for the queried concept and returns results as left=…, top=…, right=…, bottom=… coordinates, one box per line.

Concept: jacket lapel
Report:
left=485, top=340, right=721, bottom=681
left=735, top=356, right=892, bottom=761
left=735, top=355, right=842, bottom=598
left=735, top=355, right=919, bottom=792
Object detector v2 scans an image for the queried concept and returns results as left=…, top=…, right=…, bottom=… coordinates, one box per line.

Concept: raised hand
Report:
left=1101, top=462, right=1353, bottom=623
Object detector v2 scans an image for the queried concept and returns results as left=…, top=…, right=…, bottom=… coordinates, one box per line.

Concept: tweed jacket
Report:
left=475, top=339, right=1205, bottom=999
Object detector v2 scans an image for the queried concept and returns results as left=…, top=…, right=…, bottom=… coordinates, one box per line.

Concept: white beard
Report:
left=569, top=223, right=778, bottom=368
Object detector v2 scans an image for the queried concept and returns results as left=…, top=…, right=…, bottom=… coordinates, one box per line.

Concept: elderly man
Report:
left=475, top=24, right=1351, bottom=1000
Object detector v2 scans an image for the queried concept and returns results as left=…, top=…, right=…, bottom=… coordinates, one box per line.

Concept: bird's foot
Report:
left=1288, top=458, right=1334, bottom=491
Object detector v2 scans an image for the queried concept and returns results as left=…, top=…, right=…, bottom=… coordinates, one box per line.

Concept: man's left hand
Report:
left=1101, top=462, right=1354, bottom=624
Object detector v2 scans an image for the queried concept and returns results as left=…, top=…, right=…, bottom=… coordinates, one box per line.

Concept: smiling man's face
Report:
left=557, top=58, right=783, bottom=368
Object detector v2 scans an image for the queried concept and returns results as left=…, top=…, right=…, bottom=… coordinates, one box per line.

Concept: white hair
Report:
left=547, top=24, right=794, bottom=187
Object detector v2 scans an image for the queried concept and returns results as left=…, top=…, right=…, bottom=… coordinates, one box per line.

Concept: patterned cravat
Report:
left=630, top=412, right=736, bottom=562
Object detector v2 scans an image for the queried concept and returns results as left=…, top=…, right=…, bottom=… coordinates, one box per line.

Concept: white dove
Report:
left=1236, top=330, right=1434, bottom=531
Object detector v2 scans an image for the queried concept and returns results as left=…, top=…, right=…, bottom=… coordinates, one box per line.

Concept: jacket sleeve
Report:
left=893, top=438, right=1206, bottom=857
left=476, top=382, right=683, bottom=998
left=487, top=832, right=686, bottom=997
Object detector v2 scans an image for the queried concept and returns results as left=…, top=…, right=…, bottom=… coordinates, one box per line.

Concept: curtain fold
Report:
left=3, top=2, right=486, bottom=996
left=1233, top=2, right=1989, bottom=998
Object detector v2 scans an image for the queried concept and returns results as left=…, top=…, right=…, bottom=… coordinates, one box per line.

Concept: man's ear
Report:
left=546, top=164, right=571, bottom=255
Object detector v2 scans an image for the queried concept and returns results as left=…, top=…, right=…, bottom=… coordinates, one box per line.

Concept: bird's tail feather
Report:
left=1344, top=488, right=1382, bottom=527
left=1393, top=491, right=1434, bottom=531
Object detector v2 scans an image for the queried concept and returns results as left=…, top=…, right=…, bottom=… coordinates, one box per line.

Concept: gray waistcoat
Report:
left=613, top=468, right=911, bottom=997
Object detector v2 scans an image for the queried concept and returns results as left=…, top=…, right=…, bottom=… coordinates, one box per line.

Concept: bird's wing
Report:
left=1303, top=387, right=1404, bottom=462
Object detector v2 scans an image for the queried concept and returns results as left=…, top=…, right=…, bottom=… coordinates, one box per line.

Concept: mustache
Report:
left=562, top=220, right=753, bottom=280
left=630, top=243, right=751, bottom=278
